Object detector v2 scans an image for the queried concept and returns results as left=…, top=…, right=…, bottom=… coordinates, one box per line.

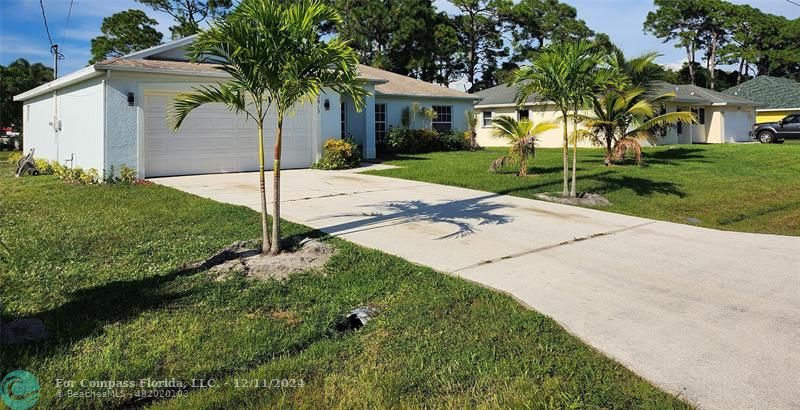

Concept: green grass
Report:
left=0, top=151, right=688, bottom=409
left=367, top=144, right=800, bottom=236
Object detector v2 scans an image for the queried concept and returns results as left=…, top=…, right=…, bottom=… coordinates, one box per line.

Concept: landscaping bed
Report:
left=0, top=152, right=687, bottom=408
left=367, top=144, right=800, bottom=236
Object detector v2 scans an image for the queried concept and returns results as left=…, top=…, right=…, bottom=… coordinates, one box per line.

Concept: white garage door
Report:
left=144, top=92, right=314, bottom=177
left=724, top=111, right=754, bottom=143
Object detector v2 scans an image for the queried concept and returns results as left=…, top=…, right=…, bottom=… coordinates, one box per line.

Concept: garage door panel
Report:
left=144, top=91, right=314, bottom=177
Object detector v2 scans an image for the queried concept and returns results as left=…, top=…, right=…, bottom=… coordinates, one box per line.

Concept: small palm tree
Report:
left=464, top=109, right=479, bottom=150
left=170, top=0, right=368, bottom=254
left=489, top=116, right=557, bottom=176
left=580, top=87, right=697, bottom=165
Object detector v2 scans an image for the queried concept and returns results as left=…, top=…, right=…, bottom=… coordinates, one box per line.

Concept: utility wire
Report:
left=785, top=0, right=800, bottom=7
left=61, top=0, right=75, bottom=45
left=38, top=0, right=55, bottom=48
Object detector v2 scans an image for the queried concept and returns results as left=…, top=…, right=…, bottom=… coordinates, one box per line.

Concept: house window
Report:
left=340, top=102, right=346, bottom=138
left=517, top=109, right=529, bottom=120
left=693, top=108, right=706, bottom=125
left=432, top=105, right=452, bottom=132
left=375, top=103, right=386, bottom=145
left=482, top=111, right=492, bottom=127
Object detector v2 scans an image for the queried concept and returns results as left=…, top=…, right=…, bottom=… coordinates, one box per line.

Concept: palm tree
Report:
left=464, top=110, right=479, bottom=150
left=489, top=116, right=557, bottom=176
left=170, top=0, right=368, bottom=254
left=514, top=40, right=606, bottom=197
left=581, top=88, right=697, bottom=165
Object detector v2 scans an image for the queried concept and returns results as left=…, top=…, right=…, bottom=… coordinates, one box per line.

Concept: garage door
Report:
left=144, top=92, right=314, bottom=177
left=724, top=111, right=754, bottom=143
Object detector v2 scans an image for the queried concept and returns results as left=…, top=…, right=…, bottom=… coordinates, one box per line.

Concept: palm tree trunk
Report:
left=604, top=129, right=613, bottom=166
left=258, top=124, right=271, bottom=254
left=561, top=112, right=569, bottom=196
left=270, top=114, right=284, bottom=255
left=570, top=115, right=578, bottom=197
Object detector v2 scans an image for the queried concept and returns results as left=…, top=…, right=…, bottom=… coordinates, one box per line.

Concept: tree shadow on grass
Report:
left=0, top=228, right=327, bottom=364
left=591, top=175, right=686, bottom=198
left=643, top=147, right=711, bottom=165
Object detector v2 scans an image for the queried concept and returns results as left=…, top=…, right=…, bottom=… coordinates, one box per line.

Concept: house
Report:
left=473, top=81, right=759, bottom=148
left=13, top=36, right=478, bottom=178
left=723, top=76, right=800, bottom=123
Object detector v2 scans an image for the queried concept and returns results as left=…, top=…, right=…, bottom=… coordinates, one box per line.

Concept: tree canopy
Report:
left=135, top=0, right=233, bottom=39
left=89, top=9, right=163, bottom=64
left=0, top=59, right=54, bottom=129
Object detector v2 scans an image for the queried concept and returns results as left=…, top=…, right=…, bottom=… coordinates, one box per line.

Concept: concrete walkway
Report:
left=152, top=165, right=800, bottom=410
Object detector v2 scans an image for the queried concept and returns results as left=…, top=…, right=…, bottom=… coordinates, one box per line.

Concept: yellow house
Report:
left=473, top=81, right=759, bottom=148
left=724, top=76, right=800, bottom=123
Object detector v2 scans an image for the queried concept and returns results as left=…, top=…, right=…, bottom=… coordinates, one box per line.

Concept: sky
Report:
left=1, top=0, right=798, bottom=83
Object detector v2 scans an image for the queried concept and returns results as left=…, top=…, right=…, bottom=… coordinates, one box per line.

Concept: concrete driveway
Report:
left=152, top=165, right=800, bottom=410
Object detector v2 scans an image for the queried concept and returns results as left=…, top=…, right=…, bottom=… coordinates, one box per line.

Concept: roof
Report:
left=472, top=80, right=759, bottom=108
left=723, top=76, right=800, bottom=110
left=474, top=81, right=541, bottom=107
left=654, top=82, right=759, bottom=106
left=356, top=64, right=477, bottom=100
left=15, top=36, right=477, bottom=101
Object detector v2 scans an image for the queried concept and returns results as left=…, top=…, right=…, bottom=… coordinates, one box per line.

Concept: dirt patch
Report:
left=535, top=192, right=612, bottom=207
left=269, top=310, right=303, bottom=326
left=191, top=238, right=336, bottom=282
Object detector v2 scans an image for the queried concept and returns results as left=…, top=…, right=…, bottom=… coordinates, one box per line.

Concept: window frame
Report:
left=482, top=111, right=492, bottom=127
left=431, top=105, right=453, bottom=132
left=375, top=103, right=387, bottom=144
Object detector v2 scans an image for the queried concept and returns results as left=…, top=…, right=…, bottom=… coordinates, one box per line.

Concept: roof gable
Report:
left=723, top=76, right=800, bottom=110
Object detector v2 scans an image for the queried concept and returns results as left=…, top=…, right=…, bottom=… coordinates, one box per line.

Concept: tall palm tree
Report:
left=170, top=0, right=368, bottom=254
left=489, top=116, right=557, bottom=176
left=513, top=40, right=606, bottom=197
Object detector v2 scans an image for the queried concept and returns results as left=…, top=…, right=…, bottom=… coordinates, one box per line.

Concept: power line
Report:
left=38, top=0, right=54, bottom=47
left=61, top=0, right=75, bottom=45
left=785, top=0, right=800, bottom=7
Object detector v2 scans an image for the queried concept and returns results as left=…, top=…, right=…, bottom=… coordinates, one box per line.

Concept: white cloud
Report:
left=448, top=77, right=471, bottom=92
left=661, top=58, right=687, bottom=71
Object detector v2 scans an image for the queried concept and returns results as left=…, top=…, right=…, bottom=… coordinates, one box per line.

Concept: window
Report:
left=482, top=111, right=492, bottom=127
left=783, top=115, right=798, bottom=124
left=517, top=109, right=529, bottom=120
left=432, top=105, right=452, bottom=132
left=375, top=104, right=386, bottom=145
left=693, top=107, right=706, bottom=125
left=340, top=102, right=346, bottom=138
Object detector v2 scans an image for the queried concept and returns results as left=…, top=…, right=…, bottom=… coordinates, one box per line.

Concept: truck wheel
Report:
left=758, top=131, right=775, bottom=143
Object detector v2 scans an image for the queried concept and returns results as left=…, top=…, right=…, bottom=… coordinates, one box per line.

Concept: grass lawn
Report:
left=367, top=144, right=800, bottom=236
left=0, top=151, right=688, bottom=409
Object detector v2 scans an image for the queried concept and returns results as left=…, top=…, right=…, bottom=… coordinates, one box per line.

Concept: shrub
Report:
left=386, top=128, right=467, bottom=154
left=7, top=152, right=22, bottom=165
left=119, top=165, right=137, bottom=183
left=312, top=138, right=362, bottom=170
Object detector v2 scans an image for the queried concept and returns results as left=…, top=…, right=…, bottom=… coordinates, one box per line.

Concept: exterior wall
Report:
left=475, top=104, right=592, bottom=148
left=757, top=110, right=796, bottom=123
left=319, top=88, right=341, bottom=143
left=107, top=71, right=330, bottom=177
left=22, top=77, right=104, bottom=170
left=375, top=96, right=474, bottom=132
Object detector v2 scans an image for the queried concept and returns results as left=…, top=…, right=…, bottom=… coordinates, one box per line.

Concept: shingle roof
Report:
left=473, top=80, right=759, bottom=107
left=723, top=76, right=800, bottom=110
left=94, top=58, right=475, bottom=100
left=474, top=81, right=541, bottom=106
left=356, top=64, right=478, bottom=100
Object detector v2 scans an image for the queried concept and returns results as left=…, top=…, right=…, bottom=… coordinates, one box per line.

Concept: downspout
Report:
left=102, top=70, right=110, bottom=176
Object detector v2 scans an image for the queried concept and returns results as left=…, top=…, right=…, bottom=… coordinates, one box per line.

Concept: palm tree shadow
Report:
left=592, top=175, right=686, bottom=197
left=308, top=194, right=513, bottom=240
left=644, top=147, right=711, bottom=165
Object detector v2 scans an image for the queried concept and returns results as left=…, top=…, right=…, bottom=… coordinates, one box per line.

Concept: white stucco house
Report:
left=14, top=36, right=478, bottom=178
left=473, top=81, right=760, bottom=148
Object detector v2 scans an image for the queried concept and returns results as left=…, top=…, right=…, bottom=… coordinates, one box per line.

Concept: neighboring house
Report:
left=473, top=81, right=759, bottom=148
left=13, top=36, right=478, bottom=178
left=723, top=76, right=800, bottom=123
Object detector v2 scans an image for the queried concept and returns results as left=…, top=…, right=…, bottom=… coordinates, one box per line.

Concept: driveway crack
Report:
left=453, top=221, right=656, bottom=272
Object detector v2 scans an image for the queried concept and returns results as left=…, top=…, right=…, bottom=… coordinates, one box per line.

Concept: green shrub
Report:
left=119, top=165, right=137, bottom=183
left=312, top=138, right=362, bottom=170
left=386, top=128, right=467, bottom=154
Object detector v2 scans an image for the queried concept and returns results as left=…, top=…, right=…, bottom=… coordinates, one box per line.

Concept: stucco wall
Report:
left=375, top=96, right=474, bottom=132
left=475, top=104, right=593, bottom=148
left=22, top=77, right=104, bottom=170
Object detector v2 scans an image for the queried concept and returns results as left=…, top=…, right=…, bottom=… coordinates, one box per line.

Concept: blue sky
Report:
left=1, top=0, right=798, bottom=78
